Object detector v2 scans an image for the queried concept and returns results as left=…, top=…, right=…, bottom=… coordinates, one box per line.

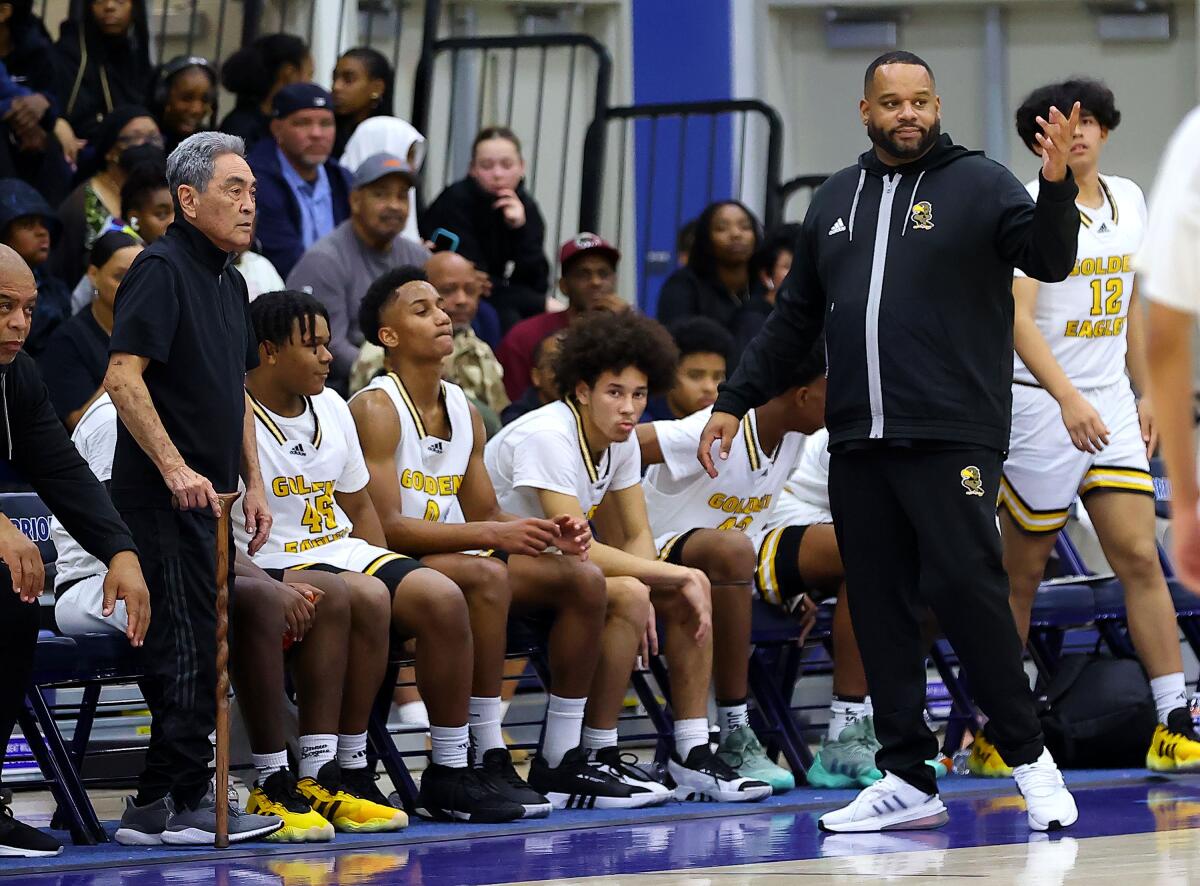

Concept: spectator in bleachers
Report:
left=0, top=178, right=70, bottom=356
left=53, top=105, right=161, bottom=287
left=752, top=222, right=799, bottom=306
left=285, top=150, right=424, bottom=393
left=53, top=0, right=153, bottom=144
left=644, top=317, right=733, bottom=422
left=676, top=218, right=696, bottom=267
left=331, top=46, right=392, bottom=159
left=148, top=55, right=217, bottom=153
left=431, top=249, right=509, bottom=423
left=496, top=232, right=621, bottom=402
left=0, top=242, right=148, bottom=859
left=218, top=33, right=311, bottom=152
left=39, top=230, right=140, bottom=428
left=119, top=159, right=172, bottom=244
left=249, top=82, right=351, bottom=279
left=341, top=115, right=426, bottom=245
left=0, top=58, right=71, bottom=205
left=500, top=329, right=562, bottom=426
left=235, top=243, right=285, bottom=301
left=656, top=200, right=770, bottom=370
left=0, top=0, right=60, bottom=105
left=421, top=125, right=550, bottom=331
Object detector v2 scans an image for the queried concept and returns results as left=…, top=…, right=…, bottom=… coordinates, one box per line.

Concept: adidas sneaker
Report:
left=592, top=747, right=671, bottom=805
left=528, top=747, right=666, bottom=810
left=667, top=744, right=772, bottom=803
left=818, top=773, right=948, bottom=833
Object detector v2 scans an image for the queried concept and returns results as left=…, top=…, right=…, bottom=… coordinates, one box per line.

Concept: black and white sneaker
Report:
left=668, top=744, right=772, bottom=803
left=416, top=764, right=525, bottom=823
left=478, top=748, right=553, bottom=819
left=592, top=746, right=671, bottom=806
left=528, top=747, right=666, bottom=810
left=0, top=801, right=62, bottom=857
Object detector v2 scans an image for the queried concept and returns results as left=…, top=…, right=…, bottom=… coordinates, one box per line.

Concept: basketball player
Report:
left=350, top=271, right=639, bottom=813
left=990, top=79, right=1200, bottom=775
left=240, top=290, right=524, bottom=824
left=636, top=341, right=828, bottom=792
left=485, top=311, right=771, bottom=804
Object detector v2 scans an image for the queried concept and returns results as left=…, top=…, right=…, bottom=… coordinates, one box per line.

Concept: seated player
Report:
left=991, top=78, right=1200, bottom=775
left=501, top=330, right=564, bottom=426
left=485, top=311, right=771, bottom=804
left=637, top=342, right=827, bottom=792
left=643, top=317, right=733, bottom=422
left=242, top=290, right=524, bottom=824
left=350, top=272, right=641, bottom=813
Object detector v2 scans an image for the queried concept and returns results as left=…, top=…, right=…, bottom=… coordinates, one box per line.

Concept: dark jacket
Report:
left=0, top=351, right=136, bottom=562
left=2, top=19, right=61, bottom=111
left=246, top=137, right=353, bottom=279
left=0, top=179, right=70, bottom=355
left=218, top=104, right=270, bottom=154
left=656, top=266, right=773, bottom=370
left=714, top=135, right=1079, bottom=453
left=420, top=177, right=550, bottom=296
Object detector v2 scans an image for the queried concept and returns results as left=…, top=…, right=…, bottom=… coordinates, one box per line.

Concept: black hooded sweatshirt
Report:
left=713, top=134, right=1079, bottom=453
left=0, top=351, right=136, bottom=564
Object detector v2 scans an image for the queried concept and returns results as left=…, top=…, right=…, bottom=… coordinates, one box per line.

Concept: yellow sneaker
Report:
left=966, top=732, right=1013, bottom=778
left=297, top=761, right=408, bottom=833
left=247, top=771, right=334, bottom=843
left=1146, top=710, right=1200, bottom=773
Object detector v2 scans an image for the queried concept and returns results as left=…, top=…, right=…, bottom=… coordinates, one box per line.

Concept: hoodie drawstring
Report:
left=901, top=170, right=927, bottom=237
left=2, top=374, right=11, bottom=461
left=848, top=169, right=866, bottom=242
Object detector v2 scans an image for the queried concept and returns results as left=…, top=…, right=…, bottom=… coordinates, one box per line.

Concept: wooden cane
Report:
left=214, top=492, right=240, bottom=849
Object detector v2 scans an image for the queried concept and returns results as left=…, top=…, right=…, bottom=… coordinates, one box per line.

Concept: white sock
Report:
left=431, top=724, right=470, bottom=769
left=1150, top=672, right=1189, bottom=724
left=298, top=734, right=337, bottom=781
left=717, top=701, right=750, bottom=742
left=337, top=732, right=368, bottom=771
left=469, top=696, right=505, bottom=763
left=581, top=725, right=617, bottom=752
left=828, top=696, right=871, bottom=741
left=543, top=695, right=586, bottom=767
left=674, top=718, right=710, bottom=760
left=500, top=698, right=512, bottom=721
left=252, top=750, right=289, bottom=786
left=396, top=700, right=430, bottom=728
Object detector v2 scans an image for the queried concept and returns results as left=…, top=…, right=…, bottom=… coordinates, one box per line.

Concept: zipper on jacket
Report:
left=865, top=174, right=900, bottom=438
left=2, top=373, right=11, bottom=460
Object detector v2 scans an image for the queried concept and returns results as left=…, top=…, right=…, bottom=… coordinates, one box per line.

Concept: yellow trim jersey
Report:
left=483, top=399, right=641, bottom=520
left=1013, top=174, right=1147, bottom=389
left=643, top=406, right=806, bottom=551
left=351, top=373, right=473, bottom=525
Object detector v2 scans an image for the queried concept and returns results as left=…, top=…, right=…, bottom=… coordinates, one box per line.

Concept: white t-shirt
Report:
left=1137, top=107, right=1200, bottom=315
left=51, top=395, right=117, bottom=587
left=1014, top=174, right=1146, bottom=389
left=642, top=406, right=806, bottom=548
left=484, top=399, right=641, bottom=520
left=238, top=387, right=373, bottom=570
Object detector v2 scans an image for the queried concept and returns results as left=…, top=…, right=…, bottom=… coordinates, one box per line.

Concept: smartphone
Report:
left=430, top=228, right=460, bottom=253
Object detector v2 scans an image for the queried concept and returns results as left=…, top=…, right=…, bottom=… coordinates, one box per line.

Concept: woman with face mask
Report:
left=53, top=0, right=153, bottom=144
left=52, top=104, right=162, bottom=288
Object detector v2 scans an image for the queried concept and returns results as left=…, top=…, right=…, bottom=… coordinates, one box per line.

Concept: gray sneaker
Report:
left=114, top=795, right=174, bottom=846
left=161, top=792, right=282, bottom=846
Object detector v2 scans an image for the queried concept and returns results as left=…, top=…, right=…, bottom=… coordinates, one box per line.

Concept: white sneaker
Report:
left=668, top=745, right=772, bottom=803
left=818, top=773, right=948, bottom=833
left=1012, top=748, right=1078, bottom=832
left=592, top=747, right=672, bottom=805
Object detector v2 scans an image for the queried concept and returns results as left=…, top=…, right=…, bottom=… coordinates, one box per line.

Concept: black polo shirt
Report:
left=38, top=308, right=109, bottom=424
left=109, top=217, right=258, bottom=509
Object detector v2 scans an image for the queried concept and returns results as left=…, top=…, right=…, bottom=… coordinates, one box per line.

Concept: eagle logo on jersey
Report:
left=960, top=466, right=984, bottom=497
left=911, top=201, right=934, bottom=231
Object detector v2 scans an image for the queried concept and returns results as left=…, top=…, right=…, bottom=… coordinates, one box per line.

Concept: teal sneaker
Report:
left=806, top=717, right=884, bottom=789
left=716, top=725, right=795, bottom=793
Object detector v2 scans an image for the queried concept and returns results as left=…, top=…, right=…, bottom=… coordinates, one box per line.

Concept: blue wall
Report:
left=631, top=0, right=734, bottom=316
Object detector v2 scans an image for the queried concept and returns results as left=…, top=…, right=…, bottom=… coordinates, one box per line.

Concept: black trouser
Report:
left=122, top=508, right=230, bottom=809
left=0, top=565, right=40, bottom=786
left=828, top=445, right=1044, bottom=795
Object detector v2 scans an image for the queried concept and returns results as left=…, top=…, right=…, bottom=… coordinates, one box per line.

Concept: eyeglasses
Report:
left=116, top=132, right=165, bottom=149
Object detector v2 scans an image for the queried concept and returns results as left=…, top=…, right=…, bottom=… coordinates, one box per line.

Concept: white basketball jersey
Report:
left=643, top=406, right=806, bottom=549
left=353, top=373, right=473, bottom=524
left=51, top=395, right=117, bottom=588
left=1013, top=174, right=1147, bottom=389
left=238, top=388, right=373, bottom=571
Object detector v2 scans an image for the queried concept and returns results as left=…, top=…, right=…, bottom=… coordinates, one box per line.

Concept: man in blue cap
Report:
left=247, top=83, right=353, bottom=278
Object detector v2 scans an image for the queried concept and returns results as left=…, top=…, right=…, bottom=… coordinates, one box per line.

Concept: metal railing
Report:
left=778, top=173, right=830, bottom=223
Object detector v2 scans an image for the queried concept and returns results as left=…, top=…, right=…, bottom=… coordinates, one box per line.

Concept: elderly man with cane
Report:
left=105, top=131, right=283, bottom=846
left=699, top=51, right=1082, bottom=833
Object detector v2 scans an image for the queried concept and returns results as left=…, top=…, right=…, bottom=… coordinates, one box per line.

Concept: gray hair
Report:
left=167, top=132, right=246, bottom=203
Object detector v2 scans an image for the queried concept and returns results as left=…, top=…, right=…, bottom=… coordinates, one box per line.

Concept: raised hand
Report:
left=1036, top=102, right=1081, bottom=183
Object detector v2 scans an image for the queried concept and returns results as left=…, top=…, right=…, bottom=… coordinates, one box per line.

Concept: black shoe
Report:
left=340, top=764, right=400, bottom=809
left=528, top=746, right=669, bottom=810
left=478, top=748, right=552, bottom=819
left=1168, top=707, right=1200, bottom=740
left=417, top=764, right=525, bottom=823
left=0, top=802, right=62, bottom=857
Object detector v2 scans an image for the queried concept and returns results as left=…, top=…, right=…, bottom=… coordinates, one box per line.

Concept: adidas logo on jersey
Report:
left=1096, top=222, right=1110, bottom=233
left=828, top=218, right=847, bottom=236
left=427, top=441, right=444, bottom=454
left=289, top=443, right=306, bottom=457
